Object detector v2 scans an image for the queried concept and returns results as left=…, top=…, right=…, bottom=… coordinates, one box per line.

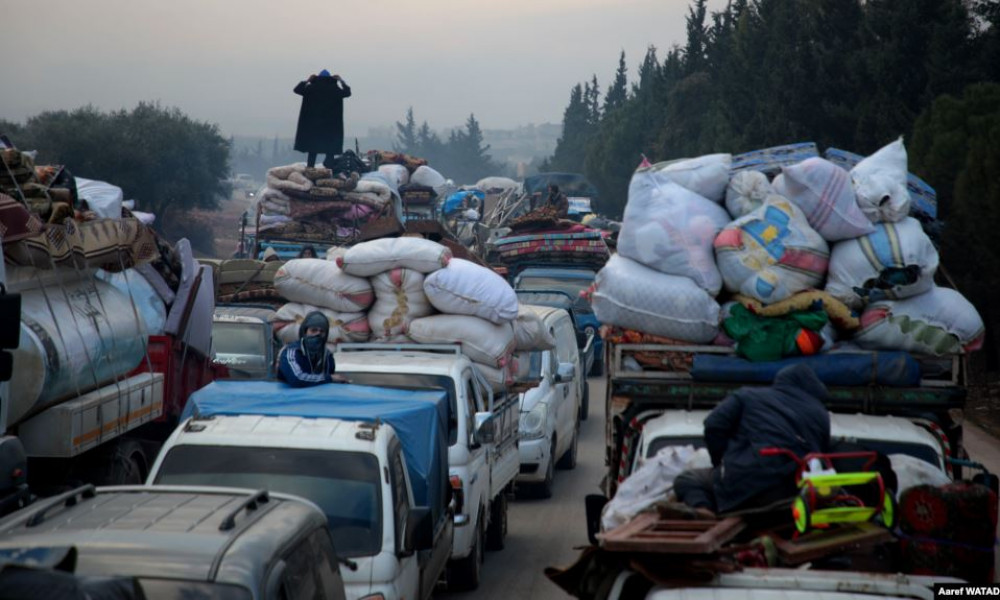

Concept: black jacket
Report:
left=705, top=364, right=831, bottom=513
left=293, top=77, right=352, bottom=155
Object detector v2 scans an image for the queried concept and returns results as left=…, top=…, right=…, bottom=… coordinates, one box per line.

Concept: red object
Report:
left=127, top=335, right=217, bottom=422
left=795, top=329, right=823, bottom=355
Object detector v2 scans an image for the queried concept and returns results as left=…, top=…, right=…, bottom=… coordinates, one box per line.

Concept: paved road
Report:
left=437, top=380, right=1000, bottom=598
left=437, top=375, right=607, bottom=600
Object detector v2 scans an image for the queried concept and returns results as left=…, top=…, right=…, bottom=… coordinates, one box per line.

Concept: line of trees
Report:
left=547, top=0, right=1000, bottom=373
left=393, top=108, right=505, bottom=185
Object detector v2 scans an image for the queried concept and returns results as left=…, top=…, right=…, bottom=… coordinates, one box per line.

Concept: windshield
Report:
left=516, top=275, right=595, bottom=314
left=139, top=580, right=251, bottom=600
left=338, top=371, right=459, bottom=446
left=213, top=321, right=268, bottom=357
left=154, top=446, right=382, bottom=558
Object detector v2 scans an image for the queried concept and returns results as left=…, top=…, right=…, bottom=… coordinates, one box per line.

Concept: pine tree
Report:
left=395, top=107, right=419, bottom=154
left=604, top=51, right=628, bottom=114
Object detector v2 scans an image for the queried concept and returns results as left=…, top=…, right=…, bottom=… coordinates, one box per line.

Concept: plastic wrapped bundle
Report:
left=591, top=255, right=720, bottom=343
left=850, top=137, right=912, bottom=223
left=825, top=217, right=938, bottom=309
left=853, top=286, right=985, bottom=356
left=714, top=196, right=829, bottom=304
left=408, top=315, right=516, bottom=368
left=338, top=237, right=451, bottom=277
left=423, top=258, right=518, bottom=325
left=772, top=157, right=875, bottom=242
left=641, top=154, right=732, bottom=203
left=273, top=258, right=374, bottom=313
left=619, top=173, right=731, bottom=295
left=725, top=170, right=772, bottom=219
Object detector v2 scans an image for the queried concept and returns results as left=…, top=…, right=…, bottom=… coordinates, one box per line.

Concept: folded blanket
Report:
left=5, top=216, right=158, bottom=272
left=267, top=171, right=312, bottom=193
left=0, top=193, right=46, bottom=243
left=303, top=167, right=333, bottom=181
left=315, top=171, right=359, bottom=191
left=267, top=164, right=307, bottom=180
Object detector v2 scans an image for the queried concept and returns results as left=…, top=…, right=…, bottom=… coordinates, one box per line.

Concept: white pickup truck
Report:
left=335, top=343, right=521, bottom=591
left=147, top=381, right=456, bottom=600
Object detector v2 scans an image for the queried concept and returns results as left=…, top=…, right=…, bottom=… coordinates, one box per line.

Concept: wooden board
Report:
left=771, top=522, right=894, bottom=565
left=598, top=513, right=745, bottom=554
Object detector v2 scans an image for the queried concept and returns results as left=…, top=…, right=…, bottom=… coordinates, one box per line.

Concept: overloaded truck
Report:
left=555, top=141, right=997, bottom=594
left=148, top=380, right=455, bottom=600
left=335, top=343, right=520, bottom=589
left=0, top=185, right=218, bottom=511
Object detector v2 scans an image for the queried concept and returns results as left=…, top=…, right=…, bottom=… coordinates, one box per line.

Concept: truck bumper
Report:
left=516, top=436, right=550, bottom=484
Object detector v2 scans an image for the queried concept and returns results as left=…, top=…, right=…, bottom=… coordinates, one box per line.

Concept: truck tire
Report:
left=580, top=381, right=590, bottom=421
left=486, top=492, right=507, bottom=551
left=537, top=439, right=556, bottom=499
left=448, top=509, right=485, bottom=591
left=98, top=439, right=147, bottom=486
left=557, top=423, right=579, bottom=471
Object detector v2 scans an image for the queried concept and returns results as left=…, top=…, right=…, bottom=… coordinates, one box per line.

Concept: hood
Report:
left=772, top=364, right=829, bottom=401
left=298, top=311, right=330, bottom=340
left=518, top=383, right=549, bottom=413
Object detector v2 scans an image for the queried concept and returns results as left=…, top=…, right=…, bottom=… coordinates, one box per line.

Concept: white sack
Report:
left=475, top=358, right=531, bottom=393
left=889, top=454, right=951, bottom=499
left=76, top=177, right=124, bottom=219
left=601, top=445, right=712, bottom=531
left=643, top=154, right=732, bottom=203
left=714, top=196, right=829, bottom=304
left=825, top=217, right=938, bottom=309
left=338, top=237, right=452, bottom=277
left=408, top=315, right=515, bottom=368
left=512, top=305, right=557, bottom=351
left=411, top=165, right=447, bottom=190
left=423, top=258, right=518, bottom=325
left=378, top=164, right=410, bottom=188
left=850, top=137, right=912, bottom=223
left=273, top=258, right=374, bottom=312
left=772, top=157, right=875, bottom=242
left=618, top=175, right=730, bottom=295
left=368, top=268, right=435, bottom=341
left=725, top=170, right=772, bottom=220
left=853, top=286, right=985, bottom=356
left=592, top=255, right=720, bottom=343
left=272, top=302, right=370, bottom=344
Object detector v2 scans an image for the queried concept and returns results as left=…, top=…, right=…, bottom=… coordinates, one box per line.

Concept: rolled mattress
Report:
left=9, top=278, right=149, bottom=426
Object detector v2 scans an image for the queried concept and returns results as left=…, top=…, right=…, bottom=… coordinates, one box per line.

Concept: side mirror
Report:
left=556, top=362, right=576, bottom=383
left=264, top=559, right=287, bottom=600
left=405, top=506, right=434, bottom=553
left=473, top=412, right=496, bottom=446
left=585, top=494, right=610, bottom=546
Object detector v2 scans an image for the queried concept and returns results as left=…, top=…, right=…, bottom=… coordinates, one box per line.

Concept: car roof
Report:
left=167, top=414, right=386, bottom=452
left=0, top=485, right=326, bottom=585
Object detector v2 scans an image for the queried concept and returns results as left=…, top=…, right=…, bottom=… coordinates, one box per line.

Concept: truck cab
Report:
left=148, top=381, right=453, bottom=600
left=211, top=305, right=279, bottom=380
left=514, top=268, right=603, bottom=376
left=334, top=344, right=520, bottom=591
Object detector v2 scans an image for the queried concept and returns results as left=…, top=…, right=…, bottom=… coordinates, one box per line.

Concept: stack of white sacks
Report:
left=592, top=137, right=985, bottom=357
left=270, top=237, right=553, bottom=388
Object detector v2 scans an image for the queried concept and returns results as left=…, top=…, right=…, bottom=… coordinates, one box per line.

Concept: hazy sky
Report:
left=2, top=0, right=724, bottom=139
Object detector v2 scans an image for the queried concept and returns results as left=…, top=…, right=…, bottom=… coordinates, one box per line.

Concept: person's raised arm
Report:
left=704, top=393, right=743, bottom=467
left=335, top=75, right=352, bottom=98
left=293, top=77, right=311, bottom=96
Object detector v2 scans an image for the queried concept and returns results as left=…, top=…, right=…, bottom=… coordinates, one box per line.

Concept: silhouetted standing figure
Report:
left=293, top=70, right=352, bottom=168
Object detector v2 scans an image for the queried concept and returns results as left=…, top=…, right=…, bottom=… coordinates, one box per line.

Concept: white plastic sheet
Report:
left=601, top=445, right=712, bottom=531
left=273, top=258, right=374, bottom=312
left=851, top=137, right=912, bottom=223
left=772, top=157, right=875, bottom=242
left=725, top=170, right=772, bottom=220
left=76, top=177, right=124, bottom=219
left=408, top=315, right=515, bottom=368
left=642, top=154, right=732, bottom=203
left=338, top=237, right=452, bottom=277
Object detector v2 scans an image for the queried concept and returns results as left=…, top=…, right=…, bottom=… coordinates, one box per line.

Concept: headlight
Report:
left=519, top=403, right=547, bottom=439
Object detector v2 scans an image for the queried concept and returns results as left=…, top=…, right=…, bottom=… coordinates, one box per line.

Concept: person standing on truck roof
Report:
left=277, top=311, right=337, bottom=387
left=673, top=364, right=831, bottom=515
left=546, top=184, right=569, bottom=218
left=293, top=70, right=352, bottom=169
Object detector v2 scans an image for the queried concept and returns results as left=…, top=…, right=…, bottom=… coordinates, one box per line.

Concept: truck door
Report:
left=464, top=373, right=489, bottom=519
left=388, top=442, right=421, bottom=599
left=552, top=316, right=580, bottom=456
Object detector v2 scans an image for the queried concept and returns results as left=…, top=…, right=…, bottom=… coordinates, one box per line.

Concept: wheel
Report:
left=580, top=381, right=590, bottom=421
left=537, top=439, right=556, bottom=499
left=96, top=439, right=147, bottom=486
left=793, top=495, right=811, bottom=533
left=876, top=490, right=898, bottom=529
left=557, top=423, right=579, bottom=471
left=448, top=510, right=485, bottom=591
left=486, top=493, right=508, bottom=551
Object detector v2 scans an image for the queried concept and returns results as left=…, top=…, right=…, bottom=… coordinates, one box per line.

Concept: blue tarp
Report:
left=691, top=351, right=922, bottom=387
left=442, top=189, right=484, bottom=215
left=183, top=381, right=449, bottom=524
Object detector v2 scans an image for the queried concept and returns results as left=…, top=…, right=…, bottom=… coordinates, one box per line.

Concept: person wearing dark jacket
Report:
left=674, top=364, right=831, bottom=514
left=293, top=70, right=352, bottom=168
left=546, top=184, right=569, bottom=218
left=277, top=311, right=336, bottom=387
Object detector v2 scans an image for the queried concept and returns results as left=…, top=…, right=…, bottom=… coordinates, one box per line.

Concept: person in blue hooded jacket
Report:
left=277, top=311, right=336, bottom=387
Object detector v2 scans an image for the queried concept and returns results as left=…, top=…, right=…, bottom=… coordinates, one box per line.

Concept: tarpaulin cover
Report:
left=182, top=381, right=449, bottom=523
left=691, top=351, right=921, bottom=387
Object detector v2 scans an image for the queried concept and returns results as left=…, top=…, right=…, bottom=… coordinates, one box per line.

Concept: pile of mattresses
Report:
left=591, top=138, right=984, bottom=376
left=268, top=237, right=556, bottom=389
left=0, top=145, right=213, bottom=426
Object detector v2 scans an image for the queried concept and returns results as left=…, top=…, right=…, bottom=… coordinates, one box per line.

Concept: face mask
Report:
left=301, top=334, right=327, bottom=368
